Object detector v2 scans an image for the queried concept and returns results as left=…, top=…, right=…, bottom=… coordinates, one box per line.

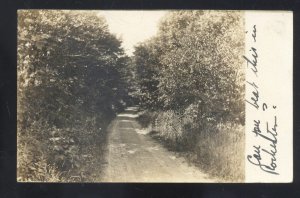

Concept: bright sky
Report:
left=98, top=11, right=167, bottom=56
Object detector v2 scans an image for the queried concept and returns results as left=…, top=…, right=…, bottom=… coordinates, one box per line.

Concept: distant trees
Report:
left=133, top=39, right=162, bottom=109
left=17, top=10, right=131, bottom=181
left=134, top=11, right=245, bottom=125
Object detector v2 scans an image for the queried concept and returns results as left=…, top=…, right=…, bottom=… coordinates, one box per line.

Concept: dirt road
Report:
left=101, top=107, right=214, bottom=182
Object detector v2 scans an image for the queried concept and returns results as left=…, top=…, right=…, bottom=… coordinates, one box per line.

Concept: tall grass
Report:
left=17, top=124, right=62, bottom=182
left=195, top=123, right=244, bottom=181
left=17, top=113, right=112, bottom=182
left=137, top=110, right=245, bottom=182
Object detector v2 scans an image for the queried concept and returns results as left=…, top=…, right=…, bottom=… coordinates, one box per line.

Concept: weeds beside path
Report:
left=136, top=110, right=245, bottom=182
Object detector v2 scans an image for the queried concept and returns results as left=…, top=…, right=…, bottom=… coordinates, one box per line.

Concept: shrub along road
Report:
left=100, top=107, right=214, bottom=182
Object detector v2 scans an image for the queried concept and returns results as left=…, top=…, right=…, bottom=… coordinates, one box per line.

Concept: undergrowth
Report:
left=17, top=114, right=112, bottom=182
left=137, top=110, right=245, bottom=182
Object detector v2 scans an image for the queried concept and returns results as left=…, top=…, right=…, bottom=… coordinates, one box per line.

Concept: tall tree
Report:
left=17, top=10, right=132, bottom=181
left=133, top=11, right=245, bottom=124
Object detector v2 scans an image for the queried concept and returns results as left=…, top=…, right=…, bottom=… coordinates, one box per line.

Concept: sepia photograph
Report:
left=17, top=10, right=246, bottom=182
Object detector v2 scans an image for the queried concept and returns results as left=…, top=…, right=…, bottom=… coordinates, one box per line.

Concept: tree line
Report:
left=133, top=10, right=244, bottom=124
left=17, top=10, right=132, bottom=181
left=133, top=11, right=245, bottom=181
left=17, top=10, right=245, bottom=181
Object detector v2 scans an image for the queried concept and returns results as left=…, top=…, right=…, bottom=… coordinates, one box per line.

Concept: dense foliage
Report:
left=134, top=11, right=245, bottom=181
left=17, top=10, right=245, bottom=182
left=134, top=11, right=244, bottom=124
left=17, top=10, right=131, bottom=181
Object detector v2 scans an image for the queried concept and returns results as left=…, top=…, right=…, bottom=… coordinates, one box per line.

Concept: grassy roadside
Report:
left=17, top=113, right=113, bottom=182
left=136, top=110, right=245, bottom=182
